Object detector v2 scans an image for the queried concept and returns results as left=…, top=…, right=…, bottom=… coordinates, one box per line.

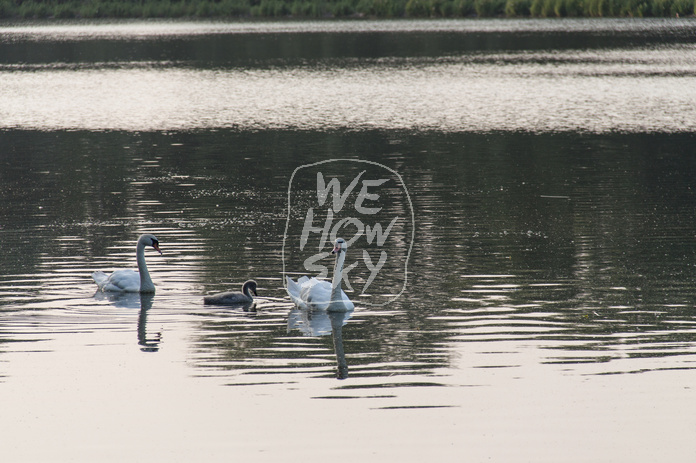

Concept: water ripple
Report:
left=1, top=47, right=695, bottom=133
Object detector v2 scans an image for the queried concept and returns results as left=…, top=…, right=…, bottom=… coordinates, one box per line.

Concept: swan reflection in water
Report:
left=93, top=292, right=162, bottom=352
left=287, top=307, right=352, bottom=379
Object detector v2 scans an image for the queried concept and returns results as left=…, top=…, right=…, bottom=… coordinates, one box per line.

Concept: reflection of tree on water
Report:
left=93, top=292, right=161, bottom=352
left=288, top=308, right=352, bottom=379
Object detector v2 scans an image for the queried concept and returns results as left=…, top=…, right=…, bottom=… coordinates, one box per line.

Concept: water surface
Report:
left=1, top=18, right=695, bottom=132
left=1, top=19, right=696, bottom=463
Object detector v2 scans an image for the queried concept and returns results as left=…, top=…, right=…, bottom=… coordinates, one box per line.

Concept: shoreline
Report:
left=0, top=0, right=693, bottom=21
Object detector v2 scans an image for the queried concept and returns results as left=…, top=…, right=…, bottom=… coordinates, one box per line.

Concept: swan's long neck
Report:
left=330, top=250, right=346, bottom=302
left=243, top=283, right=254, bottom=299
left=136, top=242, right=155, bottom=293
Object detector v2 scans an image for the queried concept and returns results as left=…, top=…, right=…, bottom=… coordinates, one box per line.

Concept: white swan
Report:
left=204, top=280, right=258, bottom=305
left=286, top=238, right=354, bottom=312
left=92, top=234, right=162, bottom=293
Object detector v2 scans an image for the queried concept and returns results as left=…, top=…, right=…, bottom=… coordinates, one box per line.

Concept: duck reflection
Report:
left=93, top=292, right=161, bottom=352
left=287, top=308, right=352, bottom=379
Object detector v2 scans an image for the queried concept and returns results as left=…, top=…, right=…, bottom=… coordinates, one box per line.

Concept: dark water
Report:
left=1, top=19, right=696, bottom=462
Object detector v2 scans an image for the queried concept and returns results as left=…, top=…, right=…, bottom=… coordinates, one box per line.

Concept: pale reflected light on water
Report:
left=0, top=18, right=694, bottom=39
left=2, top=46, right=696, bottom=132
left=1, top=19, right=696, bottom=463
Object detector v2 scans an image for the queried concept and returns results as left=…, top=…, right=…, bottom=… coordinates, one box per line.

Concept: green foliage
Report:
left=474, top=0, right=505, bottom=14
left=505, top=0, right=531, bottom=15
left=0, top=0, right=690, bottom=18
left=527, top=0, right=581, bottom=16
left=20, top=1, right=52, bottom=18
left=561, top=0, right=583, bottom=15
left=77, top=1, right=101, bottom=17
left=290, top=1, right=320, bottom=16
left=357, top=0, right=405, bottom=16
left=585, top=0, right=622, bottom=15
left=618, top=0, right=648, bottom=16
left=330, top=0, right=355, bottom=16
left=0, top=0, right=14, bottom=18
left=219, top=0, right=251, bottom=15
left=669, top=0, right=694, bottom=14
left=405, top=0, right=429, bottom=15
left=452, top=0, right=476, bottom=14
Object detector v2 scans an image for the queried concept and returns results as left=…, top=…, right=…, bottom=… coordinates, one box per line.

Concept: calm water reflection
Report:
left=2, top=130, right=695, bottom=373
left=1, top=19, right=696, bottom=463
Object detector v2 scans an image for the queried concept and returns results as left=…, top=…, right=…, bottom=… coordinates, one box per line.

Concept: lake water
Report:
left=1, top=18, right=696, bottom=462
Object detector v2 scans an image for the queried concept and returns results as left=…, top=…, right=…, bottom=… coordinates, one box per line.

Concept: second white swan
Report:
left=286, top=238, right=354, bottom=312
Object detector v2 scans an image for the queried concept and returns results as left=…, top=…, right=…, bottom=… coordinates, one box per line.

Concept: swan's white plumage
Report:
left=286, top=275, right=354, bottom=311
left=286, top=238, right=354, bottom=312
left=92, top=269, right=143, bottom=293
left=92, top=234, right=161, bottom=293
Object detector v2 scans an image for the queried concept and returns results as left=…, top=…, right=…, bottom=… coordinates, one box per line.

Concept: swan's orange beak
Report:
left=331, top=243, right=341, bottom=254
left=152, top=243, right=162, bottom=255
